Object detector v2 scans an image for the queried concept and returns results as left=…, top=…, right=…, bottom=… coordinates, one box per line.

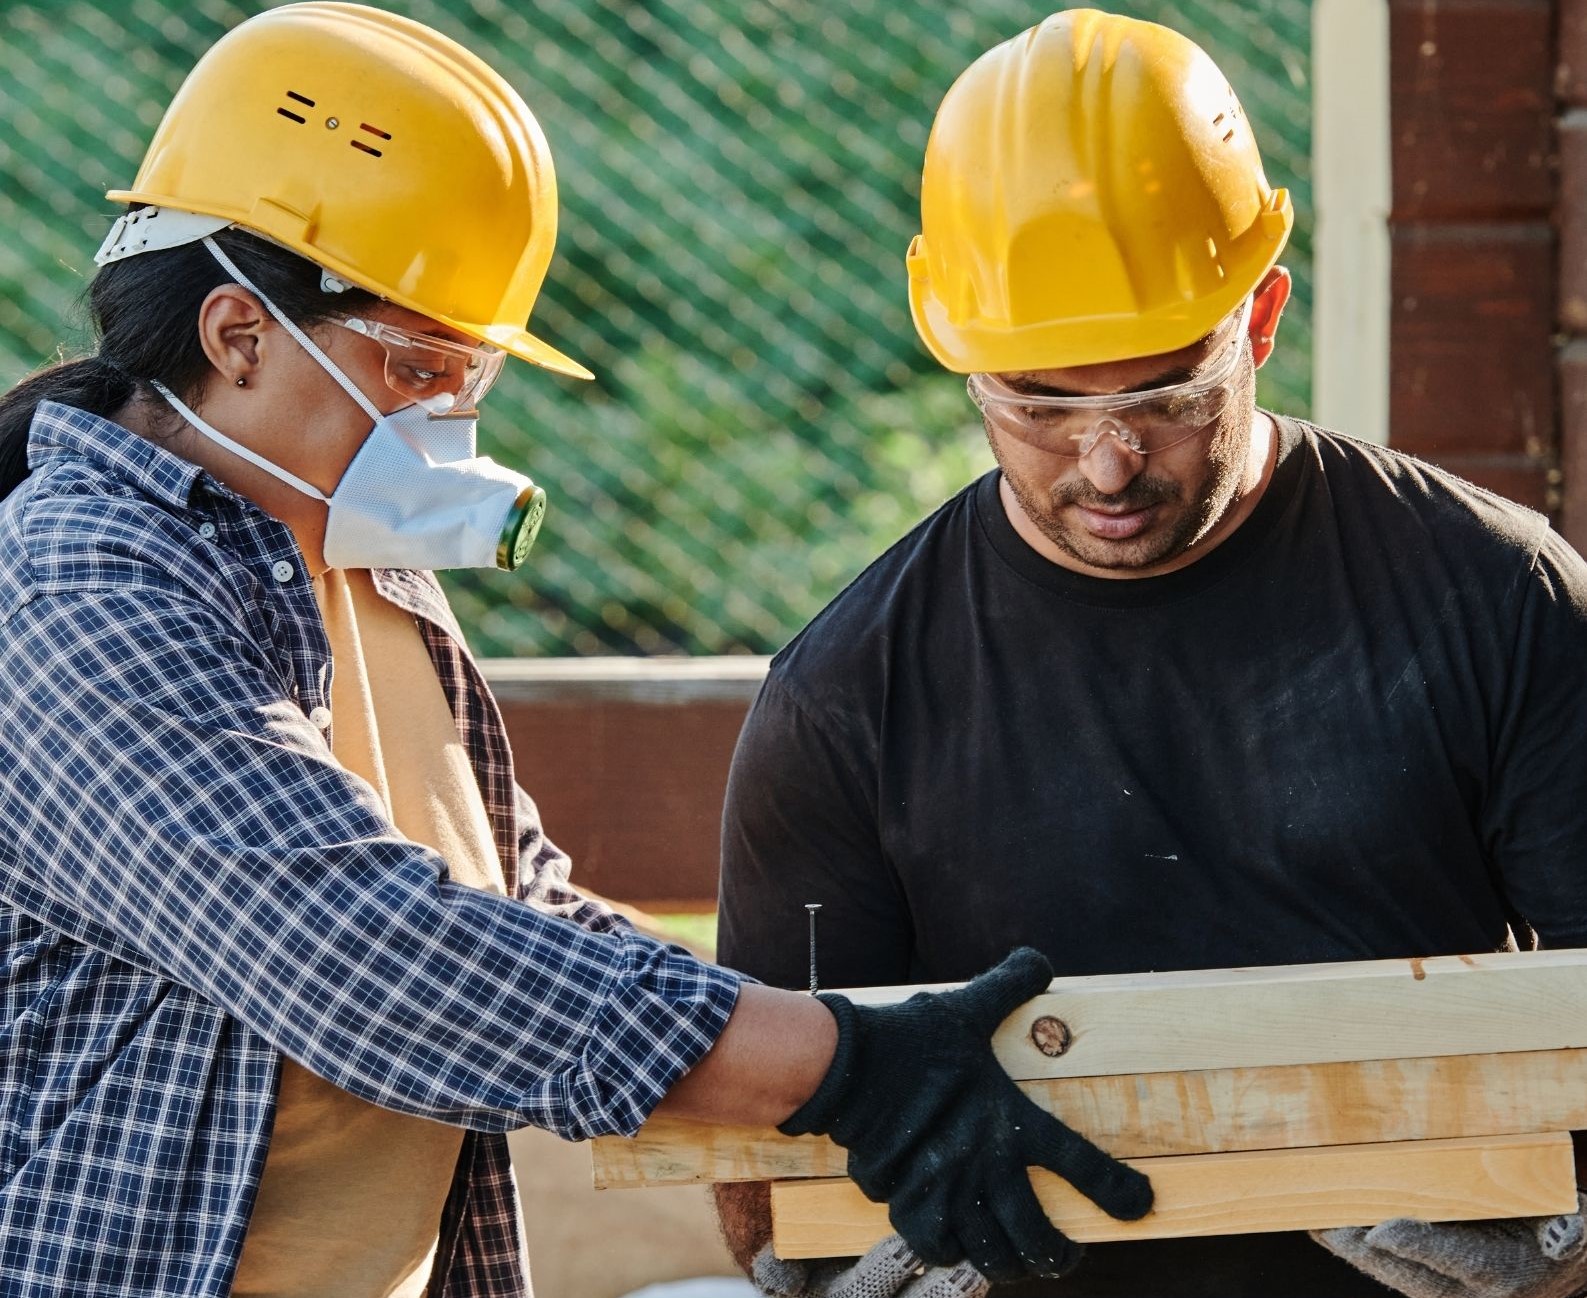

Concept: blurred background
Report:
left=0, top=0, right=1313, bottom=659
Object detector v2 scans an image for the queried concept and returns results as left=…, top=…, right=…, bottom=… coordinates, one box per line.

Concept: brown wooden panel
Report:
left=1390, top=224, right=1554, bottom=457
left=1418, top=454, right=1556, bottom=511
left=1559, top=339, right=1587, bottom=551
left=1560, top=0, right=1587, bottom=105
left=1389, top=0, right=1554, bottom=220
left=496, top=688, right=753, bottom=907
left=1560, top=112, right=1587, bottom=332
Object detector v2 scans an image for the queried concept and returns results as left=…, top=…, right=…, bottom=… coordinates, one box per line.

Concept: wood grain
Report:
left=769, top=1134, right=1579, bottom=1258
left=592, top=1047, right=1587, bottom=1188
left=911, top=949, right=1587, bottom=1082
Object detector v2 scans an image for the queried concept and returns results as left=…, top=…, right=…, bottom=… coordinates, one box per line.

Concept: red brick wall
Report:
left=1388, top=0, right=1560, bottom=515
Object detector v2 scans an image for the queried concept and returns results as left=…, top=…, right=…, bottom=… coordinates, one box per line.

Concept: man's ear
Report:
left=1248, top=266, right=1292, bottom=370
left=195, top=284, right=268, bottom=389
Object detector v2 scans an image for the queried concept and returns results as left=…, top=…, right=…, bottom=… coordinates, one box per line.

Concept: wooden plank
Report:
left=870, top=949, right=1587, bottom=1082
left=592, top=1047, right=1587, bottom=1188
left=1313, top=0, right=1392, bottom=444
left=769, top=1134, right=1578, bottom=1259
left=482, top=656, right=769, bottom=705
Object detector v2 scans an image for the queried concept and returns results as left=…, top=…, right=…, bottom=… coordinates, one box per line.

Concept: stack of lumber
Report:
left=589, top=951, right=1587, bottom=1259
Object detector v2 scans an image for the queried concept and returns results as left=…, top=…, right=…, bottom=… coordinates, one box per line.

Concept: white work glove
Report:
left=1312, top=1195, right=1587, bottom=1298
left=752, top=1235, right=989, bottom=1298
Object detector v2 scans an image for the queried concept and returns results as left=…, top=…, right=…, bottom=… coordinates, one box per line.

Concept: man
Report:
left=0, top=6, right=1151, bottom=1295
left=715, top=10, right=1587, bottom=1298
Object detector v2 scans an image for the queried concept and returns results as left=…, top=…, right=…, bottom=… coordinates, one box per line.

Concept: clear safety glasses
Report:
left=332, top=317, right=506, bottom=417
left=966, top=299, right=1253, bottom=457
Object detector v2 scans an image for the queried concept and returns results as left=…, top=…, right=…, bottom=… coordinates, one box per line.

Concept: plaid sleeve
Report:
left=0, top=587, right=740, bottom=1140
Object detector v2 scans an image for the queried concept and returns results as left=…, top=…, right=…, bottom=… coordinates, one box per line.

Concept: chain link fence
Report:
left=1, top=0, right=1312, bottom=656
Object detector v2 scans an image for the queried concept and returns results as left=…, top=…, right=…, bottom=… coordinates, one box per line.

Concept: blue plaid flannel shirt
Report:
left=0, top=402, right=742, bottom=1297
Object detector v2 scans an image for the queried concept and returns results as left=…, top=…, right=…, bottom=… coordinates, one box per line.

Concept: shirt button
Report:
left=271, top=560, right=295, bottom=584
left=308, top=706, right=333, bottom=730
left=197, top=522, right=217, bottom=540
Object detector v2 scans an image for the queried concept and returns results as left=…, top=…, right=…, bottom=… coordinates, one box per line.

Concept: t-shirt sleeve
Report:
left=717, top=670, right=914, bottom=989
left=1483, top=526, right=1587, bottom=946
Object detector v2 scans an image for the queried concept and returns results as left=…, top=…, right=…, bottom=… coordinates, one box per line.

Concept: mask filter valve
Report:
left=497, top=484, right=547, bottom=572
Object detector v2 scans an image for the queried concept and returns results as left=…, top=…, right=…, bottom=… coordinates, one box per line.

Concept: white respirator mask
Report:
left=151, top=237, right=546, bottom=572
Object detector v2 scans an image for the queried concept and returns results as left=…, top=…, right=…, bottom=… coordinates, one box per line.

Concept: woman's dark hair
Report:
left=0, top=222, right=378, bottom=499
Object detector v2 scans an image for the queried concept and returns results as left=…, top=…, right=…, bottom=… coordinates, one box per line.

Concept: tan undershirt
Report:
left=233, top=569, right=506, bottom=1298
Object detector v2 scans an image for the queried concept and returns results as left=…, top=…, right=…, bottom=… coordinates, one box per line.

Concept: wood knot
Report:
left=1030, top=1015, right=1072, bottom=1058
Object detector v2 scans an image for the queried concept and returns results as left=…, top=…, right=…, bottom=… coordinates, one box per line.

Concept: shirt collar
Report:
left=29, top=400, right=214, bottom=512
left=29, top=404, right=475, bottom=638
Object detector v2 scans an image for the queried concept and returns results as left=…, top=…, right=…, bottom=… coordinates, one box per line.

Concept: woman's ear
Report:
left=195, top=284, right=267, bottom=390
left=1248, top=266, right=1293, bottom=370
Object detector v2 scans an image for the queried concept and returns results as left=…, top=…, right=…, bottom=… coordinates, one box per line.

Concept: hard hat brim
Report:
left=103, top=193, right=596, bottom=382
left=470, top=321, right=594, bottom=382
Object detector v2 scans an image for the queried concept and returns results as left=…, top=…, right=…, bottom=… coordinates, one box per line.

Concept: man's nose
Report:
left=1076, top=420, right=1147, bottom=496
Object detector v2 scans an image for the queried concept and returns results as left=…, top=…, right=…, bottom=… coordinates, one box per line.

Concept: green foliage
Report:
left=0, top=0, right=1312, bottom=656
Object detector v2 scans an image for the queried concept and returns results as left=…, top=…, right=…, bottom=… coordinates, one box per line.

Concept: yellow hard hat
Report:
left=906, top=9, right=1293, bottom=374
left=104, top=1, right=592, bottom=380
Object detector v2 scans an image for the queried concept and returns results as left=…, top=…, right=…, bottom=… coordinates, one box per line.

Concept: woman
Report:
left=0, top=6, right=1145, bottom=1296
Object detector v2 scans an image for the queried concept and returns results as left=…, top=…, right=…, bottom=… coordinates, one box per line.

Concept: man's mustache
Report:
left=1051, top=477, right=1183, bottom=511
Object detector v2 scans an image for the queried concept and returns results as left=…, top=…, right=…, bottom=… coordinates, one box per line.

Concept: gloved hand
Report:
left=778, top=947, right=1153, bottom=1281
left=1312, top=1194, right=1587, bottom=1298
left=752, top=1235, right=988, bottom=1298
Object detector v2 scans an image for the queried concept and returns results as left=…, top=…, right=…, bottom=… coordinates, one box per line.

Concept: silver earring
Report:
left=235, top=377, right=247, bottom=387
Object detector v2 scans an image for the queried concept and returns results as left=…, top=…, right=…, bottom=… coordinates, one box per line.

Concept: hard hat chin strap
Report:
left=199, top=236, right=385, bottom=426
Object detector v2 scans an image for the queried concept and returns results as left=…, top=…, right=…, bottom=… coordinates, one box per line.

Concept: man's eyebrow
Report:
left=1016, top=313, right=1247, bottom=397
left=1008, top=363, right=1201, bottom=399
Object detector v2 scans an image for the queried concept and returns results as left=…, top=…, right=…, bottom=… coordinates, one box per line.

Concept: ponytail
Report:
left=0, top=223, right=376, bottom=503
left=0, top=356, right=137, bottom=498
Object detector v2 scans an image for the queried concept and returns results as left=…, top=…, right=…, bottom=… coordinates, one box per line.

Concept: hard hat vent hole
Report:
left=351, top=123, right=391, bottom=158
left=277, top=90, right=315, bottom=125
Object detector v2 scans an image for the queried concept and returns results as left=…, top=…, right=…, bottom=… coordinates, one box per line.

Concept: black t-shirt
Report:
left=717, top=416, right=1587, bottom=1298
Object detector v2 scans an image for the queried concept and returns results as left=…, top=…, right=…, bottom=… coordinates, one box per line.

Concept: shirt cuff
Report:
left=558, top=928, right=743, bottom=1139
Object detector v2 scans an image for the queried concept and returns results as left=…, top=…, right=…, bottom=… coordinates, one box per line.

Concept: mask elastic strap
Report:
left=151, top=379, right=331, bottom=503
left=200, top=237, right=386, bottom=426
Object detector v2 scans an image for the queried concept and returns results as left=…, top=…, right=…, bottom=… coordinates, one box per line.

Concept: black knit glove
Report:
left=778, top=948, right=1153, bottom=1282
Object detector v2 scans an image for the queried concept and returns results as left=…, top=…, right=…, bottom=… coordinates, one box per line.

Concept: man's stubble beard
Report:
left=987, top=364, right=1258, bottom=573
